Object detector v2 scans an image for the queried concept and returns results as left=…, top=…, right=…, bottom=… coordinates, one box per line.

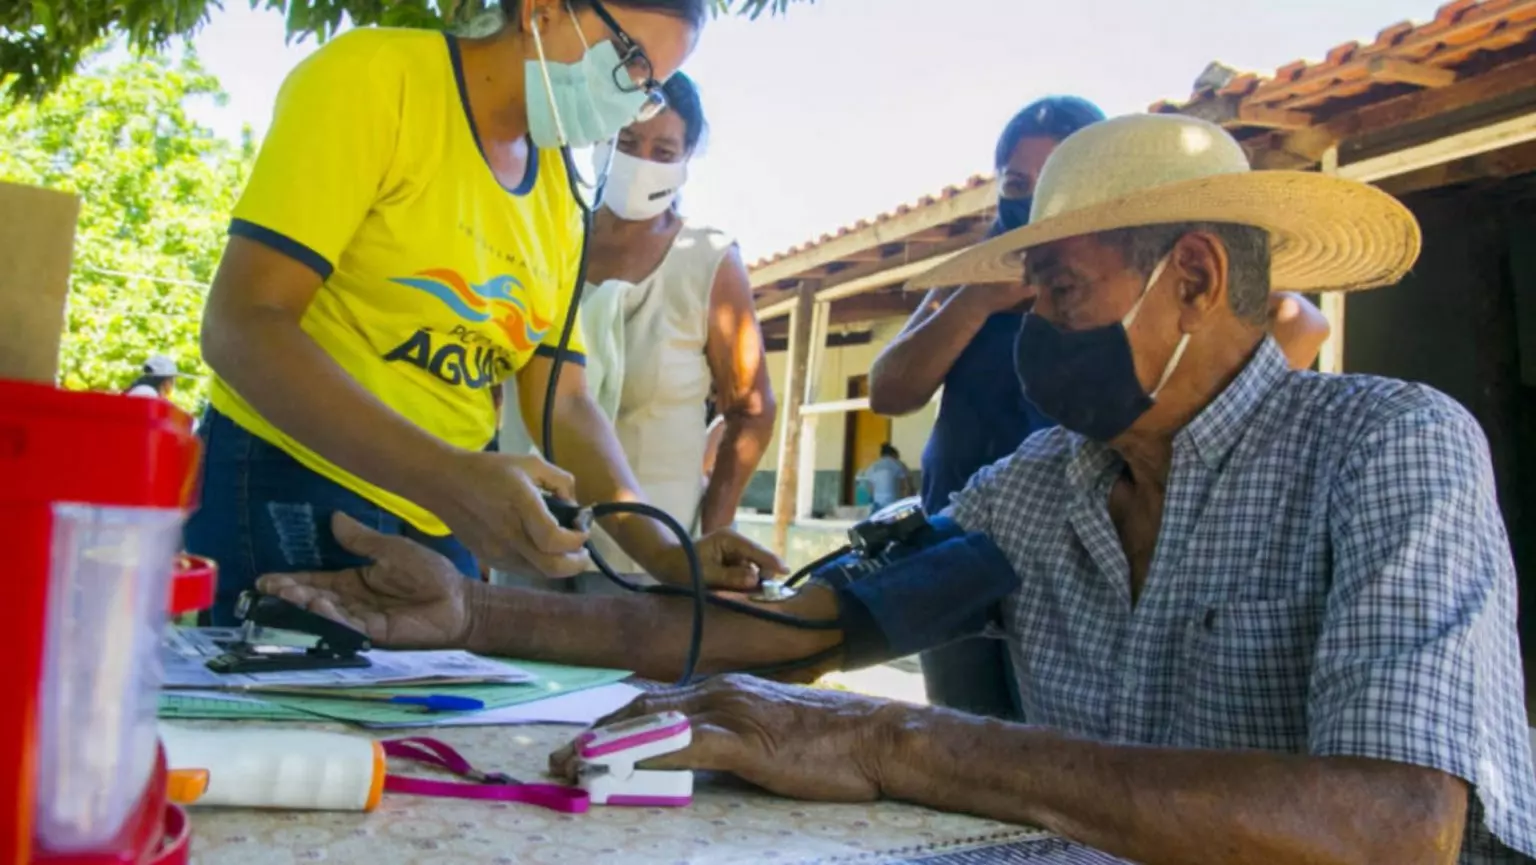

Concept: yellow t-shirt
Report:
left=211, top=28, right=586, bottom=535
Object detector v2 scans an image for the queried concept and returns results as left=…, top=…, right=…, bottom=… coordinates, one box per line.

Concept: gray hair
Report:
left=1098, top=222, right=1271, bottom=325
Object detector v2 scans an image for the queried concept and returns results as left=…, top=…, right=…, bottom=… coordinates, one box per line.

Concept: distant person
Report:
left=124, top=355, right=183, bottom=400
left=868, top=95, right=1331, bottom=721
left=857, top=443, right=912, bottom=510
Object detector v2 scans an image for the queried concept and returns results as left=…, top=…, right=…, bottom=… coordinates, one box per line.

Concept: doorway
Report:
left=842, top=375, right=892, bottom=505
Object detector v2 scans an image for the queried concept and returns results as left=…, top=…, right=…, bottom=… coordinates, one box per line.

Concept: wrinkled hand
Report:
left=650, top=530, right=788, bottom=591
left=435, top=451, right=591, bottom=578
left=256, top=513, right=474, bottom=649
left=550, top=675, right=898, bottom=802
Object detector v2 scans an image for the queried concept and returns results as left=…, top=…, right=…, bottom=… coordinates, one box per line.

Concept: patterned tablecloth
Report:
left=182, top=722, right=1085, bottom=865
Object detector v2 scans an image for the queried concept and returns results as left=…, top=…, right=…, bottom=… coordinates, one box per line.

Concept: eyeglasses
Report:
left=587, top=0, right=667, bottom=123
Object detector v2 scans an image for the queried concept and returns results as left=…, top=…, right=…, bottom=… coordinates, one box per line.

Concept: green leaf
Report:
left=4, top=0, right=816, bottom=101
left=2, top=53, right=252, bottom=412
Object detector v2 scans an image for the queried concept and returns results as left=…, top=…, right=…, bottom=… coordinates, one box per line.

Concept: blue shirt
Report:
left=920, top=310, right=1054, bottom=515
left=858, top=456, right=910, bottom=509
left=949, top=338, right=1535, bottom=863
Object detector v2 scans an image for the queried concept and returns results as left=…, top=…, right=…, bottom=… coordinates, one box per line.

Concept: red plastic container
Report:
left=0, top=379, right=206, bottom=864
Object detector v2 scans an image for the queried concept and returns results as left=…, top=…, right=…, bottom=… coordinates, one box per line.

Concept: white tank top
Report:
left=499, top=223, right=734, bottom=581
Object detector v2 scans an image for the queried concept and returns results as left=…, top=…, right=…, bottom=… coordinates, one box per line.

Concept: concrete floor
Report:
left=820, top=656, right=929, bottom=705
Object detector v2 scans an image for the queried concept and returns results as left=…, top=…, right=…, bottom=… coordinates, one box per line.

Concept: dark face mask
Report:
left=992, top=196, right=1033, bottom=236
left=1013, top=255, right=1190, bottom=442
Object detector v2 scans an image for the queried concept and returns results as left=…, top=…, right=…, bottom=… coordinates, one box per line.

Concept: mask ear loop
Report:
left=528, top=13, right=569, bottom=148
left=1121, top=254, right=1170, bottom=329
left=1122, top=252, right=1191, bottom=400
left=1151, top=333, right=1191, bottom=399
left=596, top=138, right=619, bottom=187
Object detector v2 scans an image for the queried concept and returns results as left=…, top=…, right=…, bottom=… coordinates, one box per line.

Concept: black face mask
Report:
left=992, top=196, right=1033, bottom=236
left=1013, top=255, right=1190, bottom=442
left=1014, top=314, right=1153, bottom=442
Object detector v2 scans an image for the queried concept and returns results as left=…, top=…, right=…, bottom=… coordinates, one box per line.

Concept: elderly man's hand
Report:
left=550, top=675, right=900, bottom=802
left=255, top=512, right=474, bottom=649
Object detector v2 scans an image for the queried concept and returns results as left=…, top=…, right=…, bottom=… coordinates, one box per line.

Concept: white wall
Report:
left=759, top=315, right=936, bottom=475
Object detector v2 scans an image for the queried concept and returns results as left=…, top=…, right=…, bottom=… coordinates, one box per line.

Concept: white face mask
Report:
left=595, top=145, right=688, bottom=221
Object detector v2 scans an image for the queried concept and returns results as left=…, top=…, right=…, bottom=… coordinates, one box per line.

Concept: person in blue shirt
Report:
left=857, top=443, right=913, bottom=510
left=869, top=96, right=1332, bottom=719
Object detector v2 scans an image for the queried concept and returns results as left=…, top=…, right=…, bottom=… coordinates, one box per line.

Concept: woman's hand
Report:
left=430, top=450, right=592, bottom=578
left=648, top=529, right=788, bottom=591
left=954, top=280, right=1038, bottom=315
left=257, top=513, right=475, bottom=648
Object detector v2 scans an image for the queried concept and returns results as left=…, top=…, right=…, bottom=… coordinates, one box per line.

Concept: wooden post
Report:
left=772, top=279, right=817, bottom=557
left=0, top=181, right=80, bottom=383
left=1317, top=146, right=1347, bottom=374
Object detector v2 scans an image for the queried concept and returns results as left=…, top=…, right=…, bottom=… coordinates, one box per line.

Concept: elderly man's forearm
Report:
left=878, top=710, right=1467, bottom=865
left=463, top=583, right=843, bottom=681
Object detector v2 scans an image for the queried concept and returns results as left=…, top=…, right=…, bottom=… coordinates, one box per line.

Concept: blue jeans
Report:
left=185, top=409, right=478, bottom=625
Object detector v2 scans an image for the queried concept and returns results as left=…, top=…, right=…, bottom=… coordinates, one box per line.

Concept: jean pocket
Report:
left=1170, top=595, right=1322, bottom=750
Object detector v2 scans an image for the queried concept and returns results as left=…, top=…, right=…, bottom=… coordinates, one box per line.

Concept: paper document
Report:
left=157, top=658, right=634, bottom=726
left=162, top=627, right=535, bottom=689
left=158, top=692, right=316, bottom=722
left=256, top=661, right=633, bottom=726
left=360, top=683, right=643, bottom=729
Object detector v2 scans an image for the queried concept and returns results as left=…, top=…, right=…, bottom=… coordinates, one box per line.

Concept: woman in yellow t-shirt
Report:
left=188, top=0, right=783, bottom=624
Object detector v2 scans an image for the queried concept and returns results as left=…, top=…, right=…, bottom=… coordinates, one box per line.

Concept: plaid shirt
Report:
left=949, top=337, right=1535, bottom=863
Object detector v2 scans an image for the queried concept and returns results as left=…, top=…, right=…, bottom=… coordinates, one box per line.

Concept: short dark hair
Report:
left=661, top=71, right=707, bottom=153
left=500, top=0, right=708, bottom=29
left=1098, top=222, right=1272, bottom=325
left=994, top=96, right=1106, bottom=170
left=880, top=443, right=899, bottom=459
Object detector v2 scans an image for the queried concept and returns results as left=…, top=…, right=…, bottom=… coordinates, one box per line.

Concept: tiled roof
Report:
left=747, top=174, right=994, bottom=271
left=749, top=0, right=1536, bottom=278
left=1151, top=0, right=1536, bottom=117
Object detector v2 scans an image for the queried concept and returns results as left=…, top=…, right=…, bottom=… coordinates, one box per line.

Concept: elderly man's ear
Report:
left=1168, top=232, right=1233, bottom=329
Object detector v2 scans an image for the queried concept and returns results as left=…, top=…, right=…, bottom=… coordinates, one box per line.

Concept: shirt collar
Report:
left=1178, top=336, right=1288, bottom=471
left=1065, top=336, right=1289, bottom=490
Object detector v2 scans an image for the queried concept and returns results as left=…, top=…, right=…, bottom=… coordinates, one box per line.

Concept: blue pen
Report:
left=245, top=686, right=485, bottom=713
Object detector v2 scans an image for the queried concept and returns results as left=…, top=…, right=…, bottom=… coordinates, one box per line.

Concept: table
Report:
left=182, top=722, right=1121, bottom=864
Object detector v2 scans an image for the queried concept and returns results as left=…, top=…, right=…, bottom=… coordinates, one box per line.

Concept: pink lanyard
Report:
left=382, top=737, right=591, bottom=814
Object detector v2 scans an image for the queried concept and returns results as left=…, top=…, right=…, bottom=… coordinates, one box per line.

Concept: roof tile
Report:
left=748, top=173, right=994, bottom=270
left=1217, top=72, right=1262, bottom=96
left=1325, top=41, right=1361, bottom=66
left=1370, top=20, right=1418, bottom=49
left=1148, top=0, right=1535, bottom=116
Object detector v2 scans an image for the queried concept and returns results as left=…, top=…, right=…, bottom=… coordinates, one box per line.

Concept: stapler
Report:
left=206, top=590, right=373, bottom=674
left=574, top=712, right=694, bottom=807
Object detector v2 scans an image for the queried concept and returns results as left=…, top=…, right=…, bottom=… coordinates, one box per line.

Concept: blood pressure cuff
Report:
left=833, top=532, right=1021, bottom=670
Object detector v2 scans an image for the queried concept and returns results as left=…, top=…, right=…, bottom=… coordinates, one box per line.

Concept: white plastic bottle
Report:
left=159, top=723, right=385, bottom=811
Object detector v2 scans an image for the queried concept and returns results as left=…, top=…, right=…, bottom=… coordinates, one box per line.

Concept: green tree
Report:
left=0, top=52, right=254, bottom=413
left=2, top=0, right=813, bottom=101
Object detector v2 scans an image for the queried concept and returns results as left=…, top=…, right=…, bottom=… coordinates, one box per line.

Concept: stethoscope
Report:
left=527, top=32, right=839, bottom=686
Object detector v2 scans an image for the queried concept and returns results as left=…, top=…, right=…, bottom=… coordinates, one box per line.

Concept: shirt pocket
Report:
left=1169, top=595, right=1322, bottom=751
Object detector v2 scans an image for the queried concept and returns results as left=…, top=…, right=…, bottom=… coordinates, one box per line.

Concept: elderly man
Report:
left=260, top=114, right=1535, bottom=864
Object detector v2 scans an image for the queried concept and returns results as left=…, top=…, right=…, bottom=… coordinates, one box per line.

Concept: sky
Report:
left=180, top=0, right=1447, bottom=263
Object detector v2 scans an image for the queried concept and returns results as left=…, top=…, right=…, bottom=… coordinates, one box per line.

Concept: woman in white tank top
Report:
left=500, top=72, right=776, bottom=589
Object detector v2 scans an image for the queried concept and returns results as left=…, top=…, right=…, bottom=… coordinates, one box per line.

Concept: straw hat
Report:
left=911, top=113, right=1421, bottom=293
